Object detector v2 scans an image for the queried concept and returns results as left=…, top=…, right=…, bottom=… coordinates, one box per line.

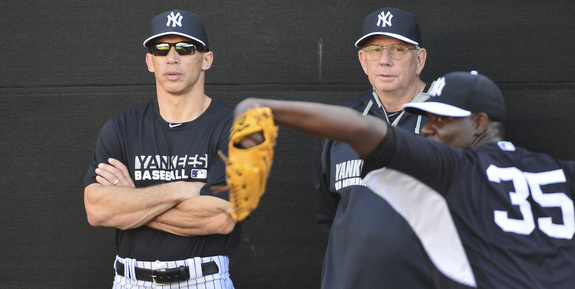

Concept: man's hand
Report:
left=95, top=158, right=135, bottom=188
left=238, top=132, right=264, bottom=148
left=232, top=98, right=269, bottom=149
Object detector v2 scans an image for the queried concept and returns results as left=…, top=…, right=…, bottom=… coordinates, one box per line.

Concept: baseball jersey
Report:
left=313, top=87, right=437, bottom=289
left=84, top=99, right=241, bottom=261
left=363, top=127, right=575, bottom=288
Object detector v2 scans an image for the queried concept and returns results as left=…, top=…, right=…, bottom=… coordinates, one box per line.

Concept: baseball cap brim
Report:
left=143, top=32, right=208, bottom=48
left=355, top=32, right=419, bottom=47
left=403, top=102, right=472, bottom=118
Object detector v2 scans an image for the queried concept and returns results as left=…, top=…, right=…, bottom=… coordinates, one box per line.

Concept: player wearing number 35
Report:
left=234, top=71, right=575, bottom=288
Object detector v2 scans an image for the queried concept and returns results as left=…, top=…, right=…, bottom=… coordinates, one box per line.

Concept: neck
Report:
left=376, top=80, right=425, bottom=112
left=471, top=130, right=504, bottom=148
left=157, top=90, right=211, bottom=123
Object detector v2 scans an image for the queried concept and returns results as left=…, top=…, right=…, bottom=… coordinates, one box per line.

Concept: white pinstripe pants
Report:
left=112, top=255, right=234, bottom=289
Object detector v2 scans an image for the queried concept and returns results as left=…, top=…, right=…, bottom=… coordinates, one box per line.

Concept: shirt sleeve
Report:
left=361, top=125, right=396, bottom=177
left=384, top=127, right=465, bottom=197
left=84, top=119, right=125, bottom=188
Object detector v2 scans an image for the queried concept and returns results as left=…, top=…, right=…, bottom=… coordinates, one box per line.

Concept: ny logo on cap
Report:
left=166, top=12, right=183, bottom=27
left=428, top=77, right=446, bottom=97
left=377, top=11, right=393, bottom=27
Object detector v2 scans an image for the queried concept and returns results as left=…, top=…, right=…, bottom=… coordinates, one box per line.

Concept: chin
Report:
left=374, top=83, right=400, bottom=93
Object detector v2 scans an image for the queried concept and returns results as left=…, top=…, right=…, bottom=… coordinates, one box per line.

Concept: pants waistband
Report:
left=114, top=255, right=229, bottom=285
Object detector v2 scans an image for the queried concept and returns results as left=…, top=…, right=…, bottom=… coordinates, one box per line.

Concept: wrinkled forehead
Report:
left=362, top=35, right=414, bottom=47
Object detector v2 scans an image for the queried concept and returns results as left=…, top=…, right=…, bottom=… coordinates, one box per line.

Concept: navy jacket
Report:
left=313, top=87, right=437, bottom=289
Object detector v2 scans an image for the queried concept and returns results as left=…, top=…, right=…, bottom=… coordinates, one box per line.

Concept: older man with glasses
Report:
left=84, top=9, right=239, bottom=289
left=313, top=7, right=437, bottom=289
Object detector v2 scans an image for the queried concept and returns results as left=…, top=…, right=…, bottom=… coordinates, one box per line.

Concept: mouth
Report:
left=378, top=73, right=397, bottom=79
left=164, top=71, right=182, bottom=81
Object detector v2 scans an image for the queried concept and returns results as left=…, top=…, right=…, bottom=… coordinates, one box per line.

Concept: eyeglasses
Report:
left=362, top=44, right=418, bottom=60
left=149, top=42, right=197, bottom=56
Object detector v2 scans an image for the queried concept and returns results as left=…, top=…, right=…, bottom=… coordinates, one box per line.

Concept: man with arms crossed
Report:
left=314, top=7, right=435, bottom=288
left=234, top=71, right=575, bottom=288
left=84, top=10, right=239, bottom=289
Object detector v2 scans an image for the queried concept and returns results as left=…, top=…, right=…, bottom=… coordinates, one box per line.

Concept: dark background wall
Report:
left=0, top=1, right=573, bottom=288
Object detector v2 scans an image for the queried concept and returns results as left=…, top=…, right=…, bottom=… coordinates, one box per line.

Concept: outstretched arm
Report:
left=234, top=98, right=388, bottom=159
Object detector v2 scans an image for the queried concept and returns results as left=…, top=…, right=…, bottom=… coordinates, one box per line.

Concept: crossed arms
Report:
left=84, top=158, right=236, bottom=236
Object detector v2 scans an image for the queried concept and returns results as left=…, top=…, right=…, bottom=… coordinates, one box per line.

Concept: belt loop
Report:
left=152, top=260, right=163, bottom=270
left=123, top=257, right=137, bottom=281
left=191, top=257, right=203, bottom=279
left=179, top=265, right=189, bottom=279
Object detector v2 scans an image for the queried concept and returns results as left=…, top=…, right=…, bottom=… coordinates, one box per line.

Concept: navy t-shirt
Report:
left=84, top=99, right=241, bottom=261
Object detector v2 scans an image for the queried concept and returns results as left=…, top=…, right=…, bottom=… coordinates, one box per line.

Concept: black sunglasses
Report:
left=149, top=42, right=197, bottom=56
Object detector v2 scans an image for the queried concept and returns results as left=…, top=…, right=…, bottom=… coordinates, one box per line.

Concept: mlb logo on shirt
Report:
left=191, top=169, right=207, bottom=179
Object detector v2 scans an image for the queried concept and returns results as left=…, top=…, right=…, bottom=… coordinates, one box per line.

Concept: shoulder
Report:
left=209, top=98, right=233, bottom=111
left=110, top=100, right=155, bottom=124
left=196, top=99, right=233, bottom=137
left=339, top=88, right=374, bottom=114
left=99, top=101, right=154, bottom=132
left=488, top=142, right=575, bottom=172
left=205, top=99, right=233, bottom=119
left=389, top=128, right=468, bottom=174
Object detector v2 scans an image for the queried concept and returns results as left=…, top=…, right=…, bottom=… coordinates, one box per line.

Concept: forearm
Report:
left=84, top=181, right=197, bottom=230
left=235, top=98, right=387, bottom=158
left=146, top=196, right=236, bottom=236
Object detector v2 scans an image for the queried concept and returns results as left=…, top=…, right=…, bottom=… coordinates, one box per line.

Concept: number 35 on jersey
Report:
left=487, top=165, right=575, bottom=240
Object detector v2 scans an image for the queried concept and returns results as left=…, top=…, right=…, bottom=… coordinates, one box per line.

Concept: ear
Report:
left=202, top=51, right=214, bottom=71
left=415, top=48, right=427, bottom=76
left=473, top=113, right=489, bottom=135
left=358, top=49, right=369, bottom=75
left=145, top=53, right=155, bottom=73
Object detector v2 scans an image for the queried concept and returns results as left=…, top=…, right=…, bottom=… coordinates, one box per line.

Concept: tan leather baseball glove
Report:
left=214, top=107, right=278, bottom=221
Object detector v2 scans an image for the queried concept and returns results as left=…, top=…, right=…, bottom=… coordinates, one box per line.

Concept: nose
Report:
left=378, top=49, right=393, bottom=65
left=166, top=47, right=180, bottom=64
left=421, top=121, right=433, bottom=137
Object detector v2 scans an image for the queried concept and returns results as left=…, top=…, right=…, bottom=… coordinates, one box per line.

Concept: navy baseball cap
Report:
left=143, top=9, right=209, bottom=50
left=355, top=7, right=422, bottom=47
left=403, top=71, right=507, bottom=122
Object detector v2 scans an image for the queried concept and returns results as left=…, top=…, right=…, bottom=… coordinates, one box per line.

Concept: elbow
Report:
left=85, top=206, right=106, bottom=227
left=218, top=219, right=236, bottom=235
left=85, top=207, right=132, bottom=230
left=84, top=185, right=115, bottom=228
left=85, top=198, right=114, bottom=227
left=194, top=217, right=237, bottom=236
left=201, top=217, right=236, bottom=236
left=84, top=194, right=102, bottom=227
